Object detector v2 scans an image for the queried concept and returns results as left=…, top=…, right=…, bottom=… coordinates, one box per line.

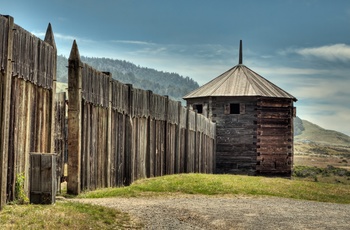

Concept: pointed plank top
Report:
left=69, top=40, right=81, bottom=61
left=44, top=23, right=56, bottom=49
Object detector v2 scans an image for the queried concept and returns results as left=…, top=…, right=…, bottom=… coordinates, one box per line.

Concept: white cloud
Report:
left=297, top=103, right=350, bottom=136
left=111, top=40, right=156, bottom=46
left=255, top=66, right=329, bottom=76
left=32, top=31, right=94, bottom=43
left=295, top=80, right=350, bottom=101
left=295, top=44, right=350, bottom=62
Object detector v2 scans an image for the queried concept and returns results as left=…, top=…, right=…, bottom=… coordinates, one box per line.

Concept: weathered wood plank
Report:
left=67, top=40, right=82, bottom=195
left=0, top=15, right=14, bottom=209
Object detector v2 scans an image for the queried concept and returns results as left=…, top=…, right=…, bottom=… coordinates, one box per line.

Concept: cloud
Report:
left=255, top=66, right=329, bottom=76
left=294, top=44, right=350, bottom=62
left=297, top=102, right=350, bottom=135
left=32, top=31, right=94, bottom=44
left=111, top=40, right=156, bottom=46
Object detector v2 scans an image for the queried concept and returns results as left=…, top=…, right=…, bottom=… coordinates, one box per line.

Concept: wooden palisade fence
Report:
left=67, top=41, right=216, bottom=194
left=0, top=15, right=56, bottom=209
left=0, top=14, right=215, bottom=209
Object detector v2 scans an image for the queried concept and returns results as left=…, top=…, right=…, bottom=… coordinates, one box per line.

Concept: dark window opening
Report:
left=194, top=104, right=203, bottom=114
left=230, top=103, right=240, bottom=114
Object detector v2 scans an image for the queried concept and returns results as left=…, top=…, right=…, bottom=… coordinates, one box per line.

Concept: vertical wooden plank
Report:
left=91, top=106, right=97, bottom=189
left=107, top=73, right=112, bottom=187
left=163, top=96, right=168, bottom=175
left=67, top=40, right=82, bottom=195
left=131, top=116, right=136, bottom=182
left=125, top=84, right=133, bottom=185
left=86, top=103, right=91, bottom=190
left=0, top=16, right=14, bottom=209
left=40, top=154, right=56, bottom=204
left=96, top=107, right=101, bottom=188
left=145, top=90, right=152, bottom=178
left=41, top=88, right=47, bottom=151
left=36, top=87, right=43, bottom=151
left=45, top=24, right=57, bottom=154
left=119, top=113, right=126, bottom=186
left=134, top=117, right=139, bottom=180
left=44, top=23, right=57, bottom=153
left=124, top=114, right=132, bottom=185
left=149, top=118, right=155, bottom=177
left=81, top=101, right=87, bottom=190
left=17, top=80, right=26, bottom=182
left=110, top=110, right=116, bottom=187
left=103, top=107, right=107, bottom=187
left=174, top=102, right=181, bottom=174
left=23, top=82, right=31, bottom=195
left=7, top=77, right=17, bottom=202
left=140, top=117, right=147, bottom=179
left=29, top=153, right=41, bottom=204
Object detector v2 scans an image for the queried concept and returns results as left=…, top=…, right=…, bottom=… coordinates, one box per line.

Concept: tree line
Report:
left=57, top=55, right=199, bottom=102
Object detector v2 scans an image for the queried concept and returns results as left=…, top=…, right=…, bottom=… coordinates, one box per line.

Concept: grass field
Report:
left=2, top=172, right=349, bottom=228
left=77, top=173, right=350, bottom=204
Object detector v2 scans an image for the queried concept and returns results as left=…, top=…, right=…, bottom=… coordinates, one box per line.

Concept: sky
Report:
left=2, top=0, right=350, bottom=135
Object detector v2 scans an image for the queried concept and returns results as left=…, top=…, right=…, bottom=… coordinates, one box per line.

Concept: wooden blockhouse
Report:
left=183, top=41, right=297, bottom=176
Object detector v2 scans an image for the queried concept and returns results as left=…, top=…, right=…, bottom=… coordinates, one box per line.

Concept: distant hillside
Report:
left=294, top=118, right=350, bottom=146
left=293, top=116, right=305, bottom=136
left=57, top=55, right=199, bottom=102
left=293, top=118, right=350, bottom=172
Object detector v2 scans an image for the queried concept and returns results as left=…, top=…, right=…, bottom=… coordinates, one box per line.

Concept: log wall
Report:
left=0, top=15, right=56, bottom=209
left=186, top=96, right=295, bottom=176
left=212, top=97, right=257, bottom=174
left=67, top=41, right=216, bottom=194
left=256, top=98, right=294, bottom=176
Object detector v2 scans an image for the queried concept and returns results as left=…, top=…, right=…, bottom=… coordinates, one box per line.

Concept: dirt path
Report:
left=76, top=195, right=350, bottom=229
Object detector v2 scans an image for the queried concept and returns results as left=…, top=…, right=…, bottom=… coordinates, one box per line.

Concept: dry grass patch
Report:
left=0, top=201, right=142, bottom=229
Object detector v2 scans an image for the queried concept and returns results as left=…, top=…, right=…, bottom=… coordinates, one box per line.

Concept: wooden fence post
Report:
left=0, top=15, right=14, bottom=209
left=67, top=40, right=82, bottom=195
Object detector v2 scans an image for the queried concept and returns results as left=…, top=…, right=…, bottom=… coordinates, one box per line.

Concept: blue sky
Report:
left=2, top=0, right=350, bottom=135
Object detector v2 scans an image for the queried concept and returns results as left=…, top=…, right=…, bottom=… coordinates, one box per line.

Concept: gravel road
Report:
left=76, top=195, right=350, bottom=229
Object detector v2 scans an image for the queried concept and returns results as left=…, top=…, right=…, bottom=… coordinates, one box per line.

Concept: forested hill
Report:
left=57, top=55, right=199, bottom=101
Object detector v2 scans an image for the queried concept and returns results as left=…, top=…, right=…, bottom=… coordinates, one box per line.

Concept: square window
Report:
left=194, top=104, right=203, bottom=114
left=230, top=103, right=240, bottom=114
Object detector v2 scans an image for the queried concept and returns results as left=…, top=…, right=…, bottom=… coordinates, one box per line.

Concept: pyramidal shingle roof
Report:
left=183, top=41, right=297, bottom=101
left=183, top=64, right=296, bottom=101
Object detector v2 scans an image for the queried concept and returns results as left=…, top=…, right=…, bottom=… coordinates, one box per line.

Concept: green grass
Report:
left=78, top=173, right=350, bottom=204
left=2, top=173, right=349, bottom=228
left=0, top=201, right=142, bottom=229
